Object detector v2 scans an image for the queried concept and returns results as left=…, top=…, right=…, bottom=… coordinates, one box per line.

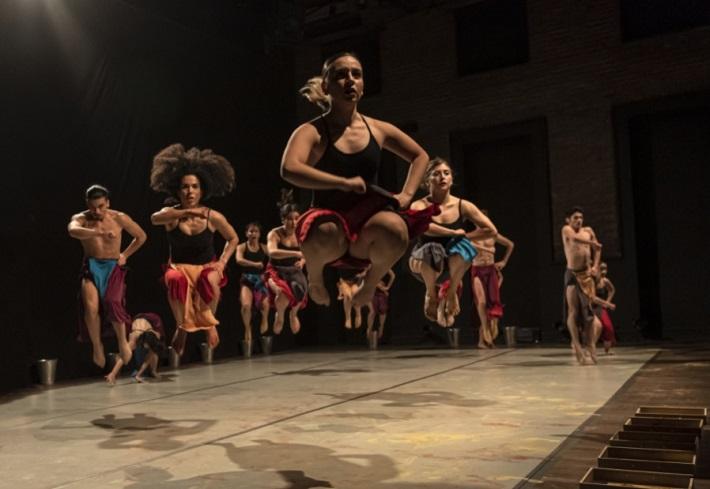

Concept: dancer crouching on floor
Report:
left=281, top=52, right=437, bottom=308
left=105, top=313, right=166, bottom=385
left=236, top=222, right=270, bottom=341
left=409, top=158, right=496, bottom=327
left=264, top=190, right=307, bottom=335
left=150, top=144, right=238, bottom=356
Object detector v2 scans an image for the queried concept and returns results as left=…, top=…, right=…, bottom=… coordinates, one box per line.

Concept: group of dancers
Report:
left=68, top=52, right=617, bottom=384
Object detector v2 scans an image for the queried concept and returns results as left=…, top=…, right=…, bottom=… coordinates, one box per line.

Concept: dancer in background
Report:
left=150, top=144, right=238, bottom=356
left=409, top=158, right=496, bottom=327
left=336, top=268, right=365, bottom=329
left=68, top=184, right=147, bottom=368
left=595, top=262, right=617, bottom=354
left=235, top=222, right=270, bottom=341
left=470, top=210, right=514, bottom=348
left=264, top=190, right=307, bottom=335
left=281, top=52, right=437, bottom=311
left=561, top=206, right=603, bottom=364
left=366, top=269, right=395, bottom=339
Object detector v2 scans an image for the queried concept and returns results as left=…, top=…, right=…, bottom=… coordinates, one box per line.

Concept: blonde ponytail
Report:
left=299, top=76, right=331, bottom=111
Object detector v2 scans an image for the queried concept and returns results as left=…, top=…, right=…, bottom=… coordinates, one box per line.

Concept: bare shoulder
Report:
left=410, top=197, right=429, bottom=211
left=70, top=211, right=87, bottom=223
left=561, top=224, right=574, bottom=237
left=293, top=120, right=323, bottom=142
left=108, top=209, right=131, bottom=223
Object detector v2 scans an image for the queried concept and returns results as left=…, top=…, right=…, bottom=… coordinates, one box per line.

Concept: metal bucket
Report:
left=199, top=342, right=213, bottom=364
left=168, top=347, right=180, bottom=369
left=37, top=358, right=57, bottom=386
left=241, top=339, right=253, bottom=358
left=447, top=328, right=460, bottom=349
left=368, top=330, right=378, bottom=350
left=260, top=335, right=273, bottom=355
left=106, top=352, right=119, bottom=371
left=505, top=326, right=517, bottom=347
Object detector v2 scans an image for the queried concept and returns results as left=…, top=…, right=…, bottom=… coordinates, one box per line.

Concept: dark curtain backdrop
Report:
left=0, top=0, right=302, bottom=392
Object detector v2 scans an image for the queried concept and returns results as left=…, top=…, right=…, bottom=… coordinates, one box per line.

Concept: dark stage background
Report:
left=1, top=0, right=306, bottom=392
left=3, top=0, right=709, bottom=394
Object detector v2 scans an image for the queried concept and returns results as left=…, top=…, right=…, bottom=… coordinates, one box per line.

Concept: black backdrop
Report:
left=0, top=0, right=307, bottom=392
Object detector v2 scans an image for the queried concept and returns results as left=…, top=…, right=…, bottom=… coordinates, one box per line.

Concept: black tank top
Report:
left=167, top=209, right=215, bottom=265
left=311, top=114, right=381, bottom=210
left=419, top=198, right=465, bottom=246
left=241, top=243, right=266, bottom=274
left=270, top=240, right=300, bottom=267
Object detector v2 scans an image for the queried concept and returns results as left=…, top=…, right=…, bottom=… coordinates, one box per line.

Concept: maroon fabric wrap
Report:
left=77, top=262, right=132, bottom=342
left=132, top=312, right=166, bottom=339
left=471, top=264, right=504, bottom=319
left=296, top=187, right=440, bottom=270
left=372, top=289, right=389, bottom=315
left=263, top=263, right=308, bottom=309
left=600, top=309, right=616, bottom=344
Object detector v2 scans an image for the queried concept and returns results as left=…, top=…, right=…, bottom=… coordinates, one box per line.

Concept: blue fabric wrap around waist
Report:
left=88, top=258, right=118, bottom=299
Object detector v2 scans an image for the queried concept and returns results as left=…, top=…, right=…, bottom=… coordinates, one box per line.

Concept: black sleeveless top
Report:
left=270, top=240, right=300, bottom=267
left=419, top=198, right=465, bottom=246
left=167, top=209, right=215, bottom=265
left=241, top=243, right=267, bottom=274
left=311, top=114, right=381, bottom=209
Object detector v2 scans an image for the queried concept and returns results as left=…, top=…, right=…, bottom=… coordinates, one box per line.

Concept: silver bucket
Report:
left=168, top=347, right=180, bottom=369
left=260, top=335, right=273, bottom=355
left=447, top=327, right=460, bottom=349
left=106, top=352, right=119, bottom=371
left=505, top=326, right=517, bottom=347
left=37, top=358, right=58, bottom=386
left=368, top=330, right=378, bottom=350
left=241, top=339, right=253, bottom=358
left=199, top=343, right=213, bottom=364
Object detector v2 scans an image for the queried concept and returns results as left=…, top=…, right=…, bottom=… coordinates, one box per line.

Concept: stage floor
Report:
left=1, top=346, right=664, bottom=488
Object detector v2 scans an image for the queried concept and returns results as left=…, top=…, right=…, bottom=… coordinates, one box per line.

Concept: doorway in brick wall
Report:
left=450, top=118, right=552, bottom=335
left=615, top=95, right=710, bottom=339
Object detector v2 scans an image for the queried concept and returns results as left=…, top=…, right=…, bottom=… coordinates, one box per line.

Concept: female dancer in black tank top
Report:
left=263, top=191, right=307, bottom=335
left=150, top=144, right=238, bottom=356
left=409, top=158, right=497, bottom=328
left=235, top=222, right=270, bottom=342
left=281, top=52, right=435, bottom=309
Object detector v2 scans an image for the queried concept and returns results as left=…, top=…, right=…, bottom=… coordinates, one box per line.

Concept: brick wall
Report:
left=292, top=0, right=710, bottom=340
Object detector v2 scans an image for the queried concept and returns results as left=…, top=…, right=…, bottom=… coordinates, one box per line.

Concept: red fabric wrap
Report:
left=471, top=264, right=504, bottom=319
left=600, top=309, right=616, bottom=344
left=77, top=262, right=132, bottom=342
left=263, top=263, right=308, bottom=309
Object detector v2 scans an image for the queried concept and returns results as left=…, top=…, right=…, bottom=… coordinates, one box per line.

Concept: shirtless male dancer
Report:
left=561, top=206, right=603, bottom=364
left=68, top=184, right=147, bottom=368
left=470, top=213, right=514, bottom=348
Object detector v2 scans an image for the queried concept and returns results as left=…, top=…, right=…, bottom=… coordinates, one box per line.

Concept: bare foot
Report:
left=104, top=373, right=116, bottom=385
left=344, top=318, right=352, bottom=329
left=171, top=329, right=187, bottom=357
left=260, top=319, right=269, bottom=335
left=587, top=345, right=598, bottom=364
left=424, top=293, right=439, bottom=322
left=308, top=282, right=330, bottom=306
left=206, top=327, right=220, bottom=349
left=289, top=310, right=301, bottom=334
left=93, top=349, right=106, bottom=369
left=477, top=342, right=489, bottom=349
left=134, top=375, right=145, bottom=383
left=273, top=312, right=284, bottom=335
left=571, top=342, right=585, bottom=365
left=436, top=300, right=447, bottom=327
left=444, top=288, right=461, bottom=317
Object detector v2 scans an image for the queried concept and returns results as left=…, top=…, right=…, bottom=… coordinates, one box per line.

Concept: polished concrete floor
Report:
left=0, top=346, right=660, bottom=489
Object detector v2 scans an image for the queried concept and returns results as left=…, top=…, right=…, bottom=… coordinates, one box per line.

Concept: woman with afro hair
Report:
left=150, top=143, right=239, bottom=356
